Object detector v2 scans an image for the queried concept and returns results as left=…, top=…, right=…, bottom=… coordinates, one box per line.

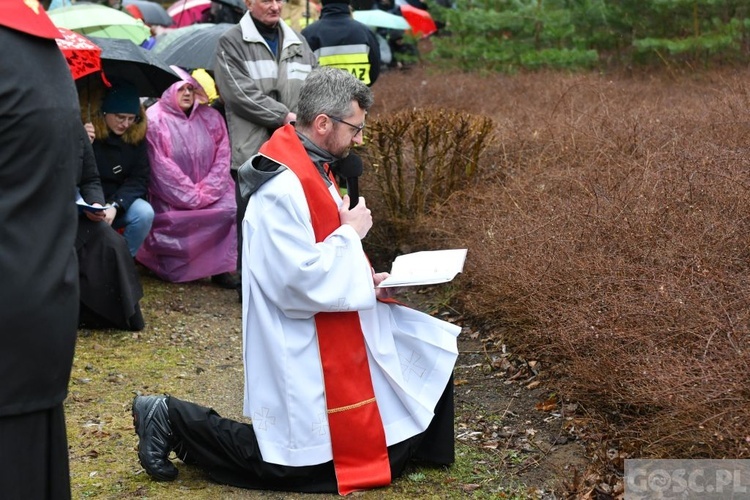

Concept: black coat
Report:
left=93, top=133, right=150, bottom=212
left=78, top=127, right=106, bottom=206
left=301, top=4, right=381, bottom=86
left=0, top=27, right=80, bottom=417
left=77, top=130, right=144, bottom=331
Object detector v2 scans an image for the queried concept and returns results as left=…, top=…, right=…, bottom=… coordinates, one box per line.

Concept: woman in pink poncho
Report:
left=137, top=73, right=238, bottom=287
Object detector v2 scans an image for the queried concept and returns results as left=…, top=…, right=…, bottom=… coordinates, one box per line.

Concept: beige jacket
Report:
left=214, top=12, right=317, bottom=170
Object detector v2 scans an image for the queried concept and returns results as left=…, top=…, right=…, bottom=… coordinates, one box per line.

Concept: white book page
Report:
left=376, top=249, right=468, bottom=288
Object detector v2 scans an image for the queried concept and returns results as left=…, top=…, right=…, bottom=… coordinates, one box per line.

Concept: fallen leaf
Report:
left=492, top=356, right=512, bottom=371
left=535, top=395, right=558, bottom=411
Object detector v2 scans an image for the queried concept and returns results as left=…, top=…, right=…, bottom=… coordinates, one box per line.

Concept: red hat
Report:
left=1, top=0, right=61, bottom=39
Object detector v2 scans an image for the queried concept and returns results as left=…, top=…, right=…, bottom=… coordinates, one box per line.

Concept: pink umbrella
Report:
left=167, top=0, right=211, bottom=28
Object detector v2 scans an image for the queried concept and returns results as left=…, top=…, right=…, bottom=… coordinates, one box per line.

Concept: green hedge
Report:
left=427, top=0, right=750, bottom=71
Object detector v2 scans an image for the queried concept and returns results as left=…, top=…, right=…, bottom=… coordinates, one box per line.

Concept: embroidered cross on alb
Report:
left=253, top=407, right=276, bottom=431
left=399, top=350, right=427, bottom=382
left=312, top=412, right=329, bottom=436
left=328, top=298, right=350, bottom=312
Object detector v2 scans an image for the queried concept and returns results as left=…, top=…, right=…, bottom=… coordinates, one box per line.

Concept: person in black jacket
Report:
left=301, top=0, right=381, bottom=87
left=77, top=127, right=145, bottom=331
left=88, top=79, right=154, bottom=257
left=0, top=6, right=80, bottom=498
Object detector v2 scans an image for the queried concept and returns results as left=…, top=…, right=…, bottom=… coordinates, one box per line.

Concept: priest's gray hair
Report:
left=296, top=67, right=374, bottom=127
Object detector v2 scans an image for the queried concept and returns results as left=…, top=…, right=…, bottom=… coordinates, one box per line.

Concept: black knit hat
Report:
left=101, top=80, right=140, bottom=115
left=321, top=0, right=350, bottom=5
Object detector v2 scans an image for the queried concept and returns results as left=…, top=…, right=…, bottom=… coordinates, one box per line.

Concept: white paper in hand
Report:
left=75, top=192, right=107, bottom=213
left=377, top=248, right=468, bottom=288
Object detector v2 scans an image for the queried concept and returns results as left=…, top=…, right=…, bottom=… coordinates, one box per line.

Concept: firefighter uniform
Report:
left=301, top=1, right=381, bottom=86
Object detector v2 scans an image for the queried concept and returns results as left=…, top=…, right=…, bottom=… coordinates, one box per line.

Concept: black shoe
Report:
left=211, top=272, right=239, bottom=290
left=132, top=395, right=178, bottom=481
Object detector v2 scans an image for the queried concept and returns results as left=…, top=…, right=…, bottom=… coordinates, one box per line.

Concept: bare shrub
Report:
left=369, top=66, right=750, bottom=459
left=359, top=107, right=494, bottom=260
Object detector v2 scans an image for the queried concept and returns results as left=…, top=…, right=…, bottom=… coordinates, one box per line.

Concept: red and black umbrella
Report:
left=55, top=27, right=102, bottom=80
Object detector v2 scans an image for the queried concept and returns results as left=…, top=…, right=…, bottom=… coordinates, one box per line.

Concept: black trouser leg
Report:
left=167, top=396, right=338, bottom=493
left=231, top=170, right=247, bottom=274
left=413, top=374, right=455, bottom=465
left=167, top=378, right=453, bottom=493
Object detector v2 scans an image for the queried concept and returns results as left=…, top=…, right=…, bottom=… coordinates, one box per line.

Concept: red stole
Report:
left=258, top=125, right=391, bottom=495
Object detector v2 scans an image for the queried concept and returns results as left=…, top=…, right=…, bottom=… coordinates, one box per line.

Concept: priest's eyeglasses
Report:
left=329, top=115, right=366, bottom=136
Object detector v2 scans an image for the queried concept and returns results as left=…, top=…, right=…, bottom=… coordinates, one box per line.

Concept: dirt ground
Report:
left=451, top=329, right=591, bottom=496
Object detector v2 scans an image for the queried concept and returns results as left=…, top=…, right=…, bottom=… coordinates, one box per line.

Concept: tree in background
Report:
left=428, top=0, right=750, bottom=71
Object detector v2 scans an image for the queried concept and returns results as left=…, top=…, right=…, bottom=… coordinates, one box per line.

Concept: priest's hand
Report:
left=373, top=271, right=394, bottom=300
left=340, top=195, right=372, bottom=239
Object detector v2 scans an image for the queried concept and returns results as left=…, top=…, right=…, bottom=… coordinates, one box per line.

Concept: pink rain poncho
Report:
left=137, top=76, right=237, bottom=283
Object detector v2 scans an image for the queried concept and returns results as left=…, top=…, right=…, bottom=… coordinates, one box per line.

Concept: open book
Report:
left=376, top=248, right=468, bottom=288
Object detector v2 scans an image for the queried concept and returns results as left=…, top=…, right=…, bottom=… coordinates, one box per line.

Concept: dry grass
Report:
left=367, top=64, right=750, bottom=461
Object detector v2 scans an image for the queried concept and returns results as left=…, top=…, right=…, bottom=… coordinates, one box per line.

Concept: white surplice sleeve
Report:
left=244, top=169, right=376, bottom=319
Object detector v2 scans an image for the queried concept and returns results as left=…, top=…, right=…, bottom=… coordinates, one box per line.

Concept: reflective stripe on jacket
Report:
left=301, top=3, right=381, bottom=87
left=316, top=43, right=372, bottom=85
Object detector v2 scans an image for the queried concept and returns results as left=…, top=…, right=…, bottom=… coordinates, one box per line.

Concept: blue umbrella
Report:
left=352, top=9, right=410, bottom=30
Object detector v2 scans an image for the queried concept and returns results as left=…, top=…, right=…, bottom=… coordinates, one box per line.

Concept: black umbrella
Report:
left=205, top=0, right=246, bottom=24
left=153, top=23, right=233, bottom=72
left=123, top=0, right=174, bottom=27
left=211, top=0, right=246, bottom=12
left=87, top=36, right=180, bottom=97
